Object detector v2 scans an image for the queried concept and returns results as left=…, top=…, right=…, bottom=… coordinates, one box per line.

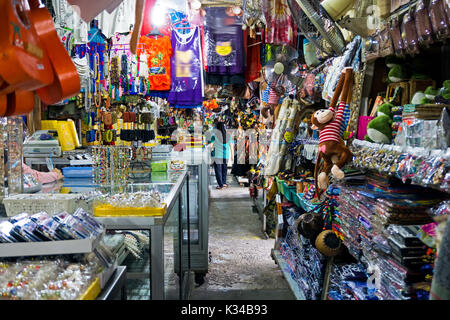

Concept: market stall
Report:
left=0, top=0, right=449, bottom=302
left=258, top=0, right=450, bottom=301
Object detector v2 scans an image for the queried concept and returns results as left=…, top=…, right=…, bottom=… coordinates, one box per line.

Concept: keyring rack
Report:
left=91, top=146, right=133, bottom=187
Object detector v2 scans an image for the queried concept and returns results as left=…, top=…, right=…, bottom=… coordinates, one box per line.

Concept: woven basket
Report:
left=387, top=81, right=410, bottom=106
left=3, top=194, right=91, bottom=216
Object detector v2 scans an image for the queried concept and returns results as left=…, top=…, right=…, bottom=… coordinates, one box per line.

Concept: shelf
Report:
left=351, top=139, right=449, bottom=193
left=0, top=233, right=103, bottom=258
left=97, top=266, right=127, bottom=300
left=276, top=178, right=317, bottom=211
left=293, top=193, right=317, bottom=212
left=79, top=278, right=101, bottom=300
left=273, top=249, right=306, bottom=300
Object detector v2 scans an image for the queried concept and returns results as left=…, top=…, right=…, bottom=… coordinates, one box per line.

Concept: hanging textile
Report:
left=96, top=0, right=137, bottom=38
left=137, top=35, right=173, bottom=91
left=52, top=0, right=89, bottom=44
left=168, top=27, right=203, bottom=107
left=87, top=22, right=107, bottom=92
left=204, top=7, right=245, bottom=76
left=244, top=29, right=262, bottom=83
left=262, top=0, right=298, bottom=47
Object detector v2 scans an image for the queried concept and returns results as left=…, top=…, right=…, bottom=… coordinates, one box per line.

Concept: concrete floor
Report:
left=190, top=171, right=295, bottom=300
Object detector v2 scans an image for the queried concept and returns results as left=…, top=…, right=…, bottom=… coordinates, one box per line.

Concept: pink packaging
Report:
left=357, top=116, right=375, bottom=140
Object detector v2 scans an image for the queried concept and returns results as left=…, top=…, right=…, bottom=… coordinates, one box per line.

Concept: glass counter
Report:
left=35, top=170, right=192, bottom=300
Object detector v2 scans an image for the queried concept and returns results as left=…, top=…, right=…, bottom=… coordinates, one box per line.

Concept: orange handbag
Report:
left=0, top=0, right=55, bottom=116
left=28, top=0, right=80, bottom=105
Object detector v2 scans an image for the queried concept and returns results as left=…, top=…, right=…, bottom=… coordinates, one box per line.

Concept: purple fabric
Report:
left=204, top=7, right=245, bottom=75
left=168, top=27, right=203, bottom=106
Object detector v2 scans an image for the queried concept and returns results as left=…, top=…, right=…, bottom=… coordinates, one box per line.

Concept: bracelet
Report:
left=104, top=130, right=114, bottom=143
left=95, top=129, right=102, bottom=142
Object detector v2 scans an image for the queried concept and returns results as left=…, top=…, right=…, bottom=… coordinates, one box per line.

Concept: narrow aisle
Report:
left=190, top=171, right=294, bottom=300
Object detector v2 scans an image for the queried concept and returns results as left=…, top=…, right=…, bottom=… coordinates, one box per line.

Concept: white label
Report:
left=278, top=213, right=283, bottom=224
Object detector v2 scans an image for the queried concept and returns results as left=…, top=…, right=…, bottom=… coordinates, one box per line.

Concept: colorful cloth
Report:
left=168, top=27, right=203, bottom=106
left=204, top=7, right=245, bottom=75
left=137, top=35, right=173, bottom=91
left=262, top=0, right=298, bottom=47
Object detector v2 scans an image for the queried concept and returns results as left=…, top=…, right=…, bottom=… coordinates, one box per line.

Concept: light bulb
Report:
left=151, top=4, right=167, bottom=27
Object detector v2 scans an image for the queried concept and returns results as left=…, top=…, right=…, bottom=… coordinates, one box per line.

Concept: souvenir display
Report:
left=0, top=208, right=104, bottom=243
left=91, top=146, right=132, bottom=186
left=0, top=0, right=450, bottom=303
left=0, top=255, right=104, bottom=300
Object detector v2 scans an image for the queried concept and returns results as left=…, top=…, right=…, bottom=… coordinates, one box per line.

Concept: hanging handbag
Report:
left=415, top=0, right=434, bottom=47
left=401, top=8, right=420, bottom=55
left=430, top=0, right=450, bottom=40
left=364, top=34, right=380, bottom=62
left=389, top=17, right=405, bottom=56
left=378, top=26, right=395, bottom=57
left=102, top=112, right=113, bottom=126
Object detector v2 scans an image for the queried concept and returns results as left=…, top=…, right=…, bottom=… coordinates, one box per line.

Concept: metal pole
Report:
left=321, top=256, right=334, bottom=300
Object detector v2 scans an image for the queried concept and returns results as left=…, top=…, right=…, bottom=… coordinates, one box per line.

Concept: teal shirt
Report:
left=209, top=132, right=231, bottom=159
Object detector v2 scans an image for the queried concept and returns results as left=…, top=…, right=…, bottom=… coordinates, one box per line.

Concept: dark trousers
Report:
left=213, top=161, right=227, bottom=187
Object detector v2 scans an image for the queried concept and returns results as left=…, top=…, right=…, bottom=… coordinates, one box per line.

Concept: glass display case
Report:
left=178, top=161, right=210, bottom=286
left=26, top=170, right=192, bottom=300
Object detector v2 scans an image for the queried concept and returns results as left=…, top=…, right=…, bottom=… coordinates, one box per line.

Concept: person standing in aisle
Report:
left=208, top=121, right=231, bottom=189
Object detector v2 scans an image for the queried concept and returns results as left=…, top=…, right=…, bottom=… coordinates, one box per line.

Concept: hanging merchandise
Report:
left=168, top=26, right=203, bottom=107
left=204, top=6, right=245, bottom=76
left=85, top=21, right=108, bottom=101
left=262, top=0, right=298, bottom=47
left=322, top=36, right=361, bottom=102
left=312, top=68, right=354, bottom=195
left=96, top=0, right=136, bottom=39
left=137, top=34, right=173, bottom=91
left=52, top=0, right=89, bottom=43
left=91, top=146, right=132, bottom=186
left=244, top=29, right=262, bottom=83
left=110, top=32, right=133, bottom=99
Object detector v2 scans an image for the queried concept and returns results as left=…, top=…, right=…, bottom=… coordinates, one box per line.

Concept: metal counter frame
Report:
left=95, top=171, right=191, bottom=300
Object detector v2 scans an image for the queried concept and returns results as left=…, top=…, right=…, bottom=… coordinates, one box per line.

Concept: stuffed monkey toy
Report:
left=311, top=67, right=353, bottom=193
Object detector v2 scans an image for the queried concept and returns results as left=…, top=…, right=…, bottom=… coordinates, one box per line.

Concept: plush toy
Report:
left=365, top=115, right=393, bottom=143
left=364, top=102, right=394, bottom=144
left=425, top=86, right=439, bottom=100
left=311, top=67, right=353, bottom=193
left=411, top=91, right=426, bottom=105
left=385, top=56, right=408, bottom=83
left=436, top=80, right=450, bottom=103
left=388, top=65, right=408, bottom=83
left=376, top=102, right=393, bottom=117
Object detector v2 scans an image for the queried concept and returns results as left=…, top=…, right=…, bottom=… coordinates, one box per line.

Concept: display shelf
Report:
left=97, top=266, right=127, bottom=300
left=276, top=178, right=317, bottom=212
left=351, top=139, right=449, bottom=193
left=0, top=233, right=103, bottom=258
left=293, top=193, right=317, bottom=212
left=78, top=278, right=101, bottom=300
left=273, top=249, right=306, bottom=300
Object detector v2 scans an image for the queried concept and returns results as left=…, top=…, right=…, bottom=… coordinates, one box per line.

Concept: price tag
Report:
left=278, top=213, right=283, bottom=225
left=276, top=194, right=281, bottom=204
